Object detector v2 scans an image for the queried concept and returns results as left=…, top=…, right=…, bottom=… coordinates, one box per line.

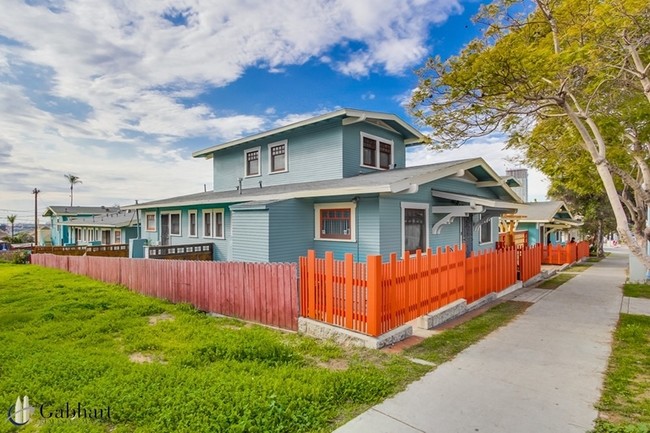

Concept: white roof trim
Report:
left=192, top=108, right=425, bottom=158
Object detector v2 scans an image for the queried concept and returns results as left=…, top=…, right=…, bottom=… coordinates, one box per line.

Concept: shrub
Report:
left=0, top=250, right=30, bottom=264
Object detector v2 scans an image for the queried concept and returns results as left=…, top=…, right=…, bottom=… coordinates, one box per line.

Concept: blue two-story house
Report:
left=127, top=109, right=522, bottom=262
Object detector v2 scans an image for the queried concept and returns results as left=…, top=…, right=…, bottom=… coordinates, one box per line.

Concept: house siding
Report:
left=341, top=122, right=406, bottom=177
left=518, top=222, right=540, bottom=246
left=211, top=119, right=343, bottom=192
left=268, top=199, right=314, bottom=263
left=230, top=209, right=270, bottom=262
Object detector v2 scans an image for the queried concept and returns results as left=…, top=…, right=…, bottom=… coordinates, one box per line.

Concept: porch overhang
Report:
left=430, top=190, right=520, bottom=235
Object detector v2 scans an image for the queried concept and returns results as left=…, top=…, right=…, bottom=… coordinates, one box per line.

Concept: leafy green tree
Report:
left=64, top=174, right=82, bottom=206
left=410, top=0, right=650, bottom=267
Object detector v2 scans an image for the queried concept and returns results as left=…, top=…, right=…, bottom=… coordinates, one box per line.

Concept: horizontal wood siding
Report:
left=268, top=199, right=315, bottom=263
left=32, top=254, right=299, bottom=330
left=342, top=122, right=406, bottom=177
left=230, top=209, right=270, bottom=262
left=212, top=119, right=343, bottom=192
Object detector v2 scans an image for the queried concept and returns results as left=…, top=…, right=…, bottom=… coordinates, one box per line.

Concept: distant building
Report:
left=43, top=206, right=120, bottom=246
left=505, top=168, right=528, bottom=202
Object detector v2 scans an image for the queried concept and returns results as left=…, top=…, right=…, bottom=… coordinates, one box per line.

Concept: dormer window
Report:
left=245, top=147, right=261, bottom=177
left=268, top=140, right=288, bottom=174
left=361, top=133, right=393, bottom=170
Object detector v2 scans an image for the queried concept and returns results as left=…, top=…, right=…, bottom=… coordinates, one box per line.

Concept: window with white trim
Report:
left=361, top=133, right=393, bottom=170
left=314, top=203, right=356, bottom=242
left=268, top=140, right=288, bottom=173
left=114, top=229, right=121, bottom=244
left=145, top=213, right=156, bottom=232
left=402, top=203, right=429, bottom=255
left=203, top=209, right=225, bottom=239
left=188, top=210, right=197, bottom=237
left=245, top=147, right=261, bottom=177
left=479, top=218, right=493, bottom=244
left=170, top=213, right=181, bottom=236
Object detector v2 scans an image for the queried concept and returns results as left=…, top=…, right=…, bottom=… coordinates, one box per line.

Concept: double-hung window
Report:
left=314, top=203, right=356, bottom=242
left=203, top=209, right=225, bottom=239
left=269, top=140, right=288, bottom=173
left=245, top=147, right=261, bottom=177
left=145, top=213, right=156, bottom=232
left=361, top=133, right=393, bottom=170
left=188, top=210, right=197, bottom=237
left=402, top=203, right=429, bottom=255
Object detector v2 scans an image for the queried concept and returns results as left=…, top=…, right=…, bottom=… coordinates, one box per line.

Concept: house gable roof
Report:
left=515, top=201, right=575, bottom=222
left=125, top=158, right=521, bottom=210
left=43, top=206, right=120, bottom=217
left=192, top=108, right=426, bottom=159
left=60, top=211, right=137, bottom=228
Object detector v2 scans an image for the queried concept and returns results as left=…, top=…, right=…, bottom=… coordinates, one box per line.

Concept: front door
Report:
left=160, top=214, right=170, bottom=245
left=101, top=230, right=111, bottom=245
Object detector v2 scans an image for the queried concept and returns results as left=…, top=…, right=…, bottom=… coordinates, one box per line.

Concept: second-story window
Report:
left=245, top=147, right=261, bottom=177
left=269, top=140, right=288, bottom=173
left=361, top=133, right=393, bottom=170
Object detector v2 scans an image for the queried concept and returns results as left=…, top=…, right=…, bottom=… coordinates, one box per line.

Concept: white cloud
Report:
left=406, top=137, right=550, bottom=202
left=0, top=0, right=465, bottom=217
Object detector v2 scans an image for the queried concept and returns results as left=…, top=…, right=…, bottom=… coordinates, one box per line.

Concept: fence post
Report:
left=325, top=251, right=334, bottom=323
left=344, top=253, right=354, bottom=330
left=307, top=250, right=316, bottom=318
left=367, top=255, right=383, bottom=337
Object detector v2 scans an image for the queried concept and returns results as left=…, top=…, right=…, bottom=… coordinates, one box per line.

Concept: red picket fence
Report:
left=542, top=241, right=590, bottom=265
left=465, top=247, right=517, bottom=303
left=300, top=245, right=537, bottom=337
left=32, top=254, right=299, bottom=331
left=518, top=244, right=543, bottom=282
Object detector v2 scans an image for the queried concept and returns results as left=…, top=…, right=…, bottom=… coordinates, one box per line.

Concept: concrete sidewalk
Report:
left=336, top=251, right=627, bottom=433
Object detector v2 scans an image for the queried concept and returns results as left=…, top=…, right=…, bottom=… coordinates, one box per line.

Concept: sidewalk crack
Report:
left=371, top=408, right=427, bottom=433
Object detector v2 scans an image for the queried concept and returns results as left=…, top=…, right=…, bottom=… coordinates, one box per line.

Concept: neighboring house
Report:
left=61, top=210, right=139, bottom=246
left=501, top=201, right=582, bottom=246
left=43, top=206, right=120, bottom=246
left=126, top=108, right=522, bottom=262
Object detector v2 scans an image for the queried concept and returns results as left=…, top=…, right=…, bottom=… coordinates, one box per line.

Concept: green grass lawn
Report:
left=403, top=302, right=530, bottom=364
left=0, top=264, right=430, bottom=433
left=565, top=264, right=593, bottom=273
left=592, top=314, right=650, bottom=433
left=536, top=272, right=578, bottom=290
left=623, top=283, right=650, bottom=299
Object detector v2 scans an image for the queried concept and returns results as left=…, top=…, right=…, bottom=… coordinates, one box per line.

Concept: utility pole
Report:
left=32, top=188, right=40, bottom=246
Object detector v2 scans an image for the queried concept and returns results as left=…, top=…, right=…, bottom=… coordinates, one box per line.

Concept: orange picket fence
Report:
left=542, top=241, right=590, bottom=265
left=300, top=244, right=539, bottom=337
left=465, top=248, right=517, bottom=303
left=518, top=244, right=542, bottom=282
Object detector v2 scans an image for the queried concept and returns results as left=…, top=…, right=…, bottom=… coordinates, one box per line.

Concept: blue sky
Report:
left=0, top=0, right=547, bottom=227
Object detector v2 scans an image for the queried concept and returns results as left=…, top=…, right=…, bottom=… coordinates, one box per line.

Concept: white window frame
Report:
left=401, top=202, right=430, bottom=255
left=145, top=213, right=157, bottom=232
left=268, top=140, right=288, bottom=174
left=314, top=202, right=357, bottom=243
left=114, top=229, right=121, bottom=244
left=360, top=132, right=394, bottom=170
left=244, top=146, right=262, bottom=178
left=162, top=212, right=182, bottom=237
left=188, top=210, right=198, bottom=238
left=479, top=218, right=493, bottom=245
left=203, top=209, right=225, bottom=239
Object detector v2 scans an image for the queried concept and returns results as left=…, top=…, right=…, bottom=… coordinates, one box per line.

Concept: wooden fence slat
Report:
left=31, top=254, right=299, bottom=331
